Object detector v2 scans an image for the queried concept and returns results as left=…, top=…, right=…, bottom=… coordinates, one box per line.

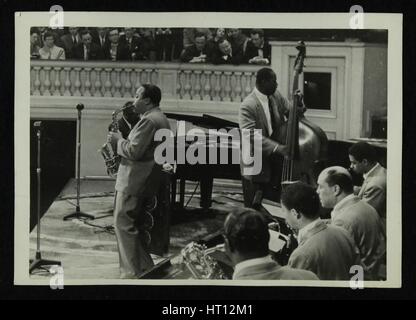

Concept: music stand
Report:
left=30, top=121, right=61, bottom=274
left=63, top=104, right=94, bottom=221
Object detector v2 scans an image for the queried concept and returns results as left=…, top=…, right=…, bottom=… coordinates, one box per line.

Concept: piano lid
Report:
left=165, top=113, right=238, bottom=130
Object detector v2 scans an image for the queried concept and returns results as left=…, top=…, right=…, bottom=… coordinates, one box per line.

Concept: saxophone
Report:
left=181, top=242, right=228, bottom=279
left=99, top=105, right=130, bottom=177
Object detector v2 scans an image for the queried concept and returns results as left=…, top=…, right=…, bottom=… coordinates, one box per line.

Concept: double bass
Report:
left=280, top=41, right=328, bottom=187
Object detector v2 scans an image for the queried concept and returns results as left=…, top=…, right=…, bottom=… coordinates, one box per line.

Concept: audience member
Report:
left=206, top=28, right=226, bottom=61
left=317, top=166, right=386, bottom=280
left=282, top=182, right=360, bottom=280
left=30, top=28, right=41, bottom=58
left=180, top=32, right=209, bottom=63
left=39, top=31, right=65, bottom=60
left=224, top=208, right=318, bottom=280
left=119, top=28, right=144, bottom=61
left=60, top=27, right=81, bottom=59
left=212, top=38, right=243, bottom=65
left=137, top=28, right=156, bottom=61
left=103, top=28, right=129, bottom=61
left=183, top=28, right=212, bottom=49
left=155, top=28, right=174, bottom=61
left=228, top=28, right=248, bottom=61
left=244, top=29, right=271, bottom=65
left=73, top=29, right=103, bottom=60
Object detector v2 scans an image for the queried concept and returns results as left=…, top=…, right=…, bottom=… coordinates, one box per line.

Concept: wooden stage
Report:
left=29, top=178, right=283, bottom=280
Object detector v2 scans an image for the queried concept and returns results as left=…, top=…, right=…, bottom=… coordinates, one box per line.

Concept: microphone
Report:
left=76, top=103, right=85, bottom=111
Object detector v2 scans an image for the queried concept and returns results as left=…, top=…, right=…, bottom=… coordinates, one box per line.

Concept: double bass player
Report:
left=239, top=67, right=306, bottom=209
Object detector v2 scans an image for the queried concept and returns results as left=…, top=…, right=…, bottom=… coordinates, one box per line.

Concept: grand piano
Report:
left=165, top=113, right=242, bottom=211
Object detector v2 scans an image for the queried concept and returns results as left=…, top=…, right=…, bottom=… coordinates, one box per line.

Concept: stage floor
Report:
left=29, top=178, right=284, bottom=280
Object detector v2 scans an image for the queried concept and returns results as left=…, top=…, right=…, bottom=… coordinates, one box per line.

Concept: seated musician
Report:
left=223, top=208, right=318, bottom=280
left=316, top=166, right=386, bottom=280
left=348, top=142, right=387, bottom=223
left=239, top=67, right=304, bottom=209
left=281, top=182, right=360, bottom=280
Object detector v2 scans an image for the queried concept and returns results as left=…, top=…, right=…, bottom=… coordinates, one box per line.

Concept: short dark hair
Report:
left=142, top=84, right=162, bottom=107
left=30, top=27, right=40, bottom=36
left=281, top=182, right=320, bottom=219
left=108, top=28, right=119, bottom=34
left=256, top=67, right=276, bottom=85
left=348, top=142, right=377, bottom=163
left=80, top=29, right=92, bottom=38
left=224, top=208, right=269, bottom=256
left=325, top=169, right=354, bottom=194
left=43, top=31, right=55, bottom=41
left=250, top=29, right=264, bottom=37
left=217, top=37, right=229, bottom=46
left=194, top=32, right=206, bottom=39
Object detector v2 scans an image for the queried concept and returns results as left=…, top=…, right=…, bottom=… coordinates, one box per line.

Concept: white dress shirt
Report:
left=363, top=162, right=380, bottom=180
left=253, top=87, right=273, bottom=135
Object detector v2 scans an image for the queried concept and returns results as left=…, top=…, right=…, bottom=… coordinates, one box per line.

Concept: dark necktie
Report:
left=268, top=96, right=279, bottom=136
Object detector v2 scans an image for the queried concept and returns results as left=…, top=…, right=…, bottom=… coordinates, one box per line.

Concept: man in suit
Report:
left=119, top=27, right=144, bottom=61
left=282, top=182, right=360, bottom=280
left=212, top=38, right=244, bottom=65
left=317, top=166, right=386, bottom=280
left=348, top=142, right=387, bottom=221
left=103, top=28, right=130, bottom=61
left=228, top=28, right=248, bottom=61
left=73, top=29, right=103, bottom=61
left=239, top=67, right=298, bottom=209
left=108, top=84, right=171, bottom=278
left=180, top=32, right=209, bottom=63
left=244, top=29, right=271, bottom=65
left=224, top=208, right=318, bottom=280
left=60, top=27, right=81, bottom=59
left=93, top=27, right=109, bottom=57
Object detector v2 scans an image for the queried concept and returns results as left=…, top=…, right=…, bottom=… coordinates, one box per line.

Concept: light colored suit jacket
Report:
left=115, top=107, right=171, bottom=196
left=331, top=195, right=386, bottom=279
left=233, top=259, right=318, bottom=280
left=358, top=163, right=386, bottom=219
left=239, top=89, right=289, bottom=183
left=288, top=220, right=360, bottom=280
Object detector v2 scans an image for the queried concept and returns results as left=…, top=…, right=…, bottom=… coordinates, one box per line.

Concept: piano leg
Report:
left=179, top=178, right=186, bottom=208
left=171, top=178, right=177, bottom=207
left=200, top=177, right=213, bottom=210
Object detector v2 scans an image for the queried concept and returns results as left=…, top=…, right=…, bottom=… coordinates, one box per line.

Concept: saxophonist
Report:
left=107, top=84, right=171, bottom=278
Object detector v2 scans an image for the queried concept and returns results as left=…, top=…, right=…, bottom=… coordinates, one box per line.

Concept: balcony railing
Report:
left=30, top=60, right=262, bottom=103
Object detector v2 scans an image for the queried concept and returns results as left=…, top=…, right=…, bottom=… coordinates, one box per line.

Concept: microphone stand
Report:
left=63, top=104, right=94, bottom=221
left=30, top=121, right=61, bottom=274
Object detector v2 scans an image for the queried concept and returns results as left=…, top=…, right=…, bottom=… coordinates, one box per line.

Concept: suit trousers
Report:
left=114, top=191, right=155, bottom=278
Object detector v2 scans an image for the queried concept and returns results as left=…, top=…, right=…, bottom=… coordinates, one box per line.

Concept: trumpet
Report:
left=99, top=104, right=131, bottom=177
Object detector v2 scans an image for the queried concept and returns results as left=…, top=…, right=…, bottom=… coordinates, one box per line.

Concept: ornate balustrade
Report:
left=29, top=60, right=262, bottom=176
left=30, top=60, right=260, bottom=104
